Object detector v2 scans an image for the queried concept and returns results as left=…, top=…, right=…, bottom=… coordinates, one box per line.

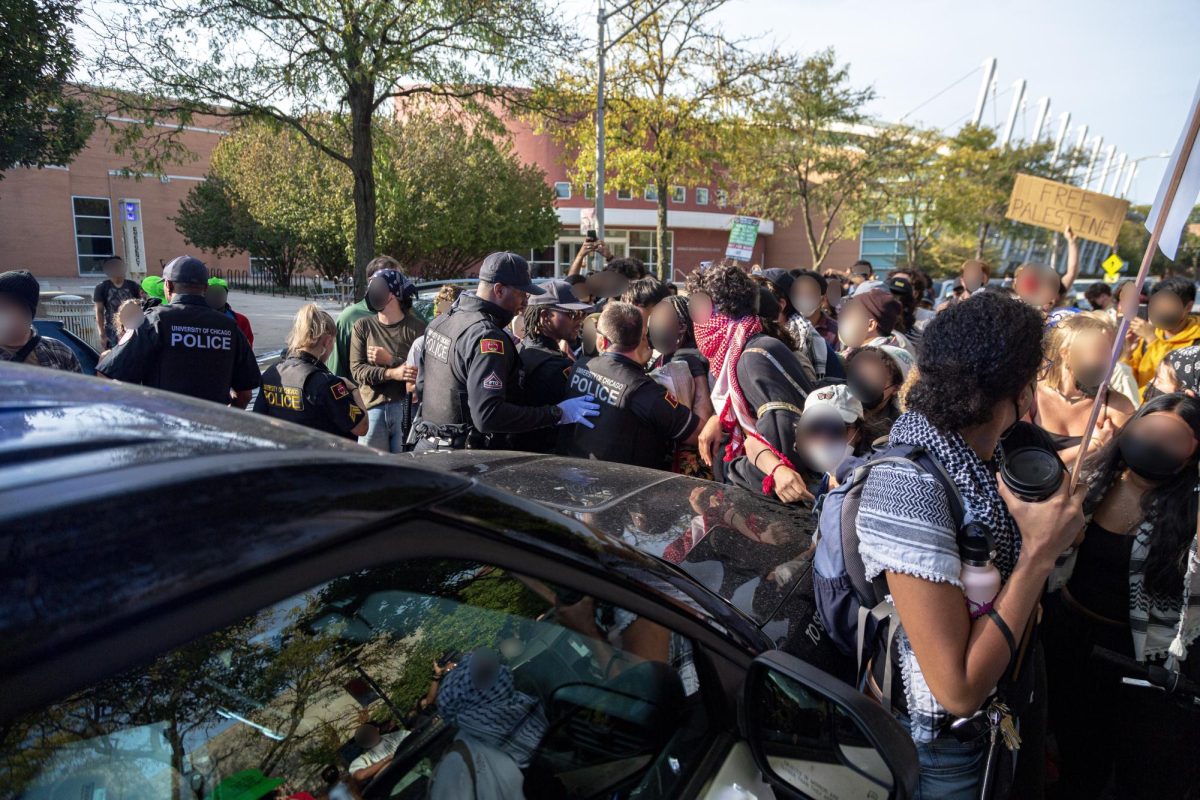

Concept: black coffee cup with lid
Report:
left=999, top=421, right=1066, bottom=502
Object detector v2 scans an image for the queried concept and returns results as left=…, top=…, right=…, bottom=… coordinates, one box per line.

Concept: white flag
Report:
left=1146, top=78, right=1200, bottom=260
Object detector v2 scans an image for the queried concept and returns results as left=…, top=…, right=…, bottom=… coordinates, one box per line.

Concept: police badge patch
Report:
left=330, top=382, right=350, bottom=401
left=480, top=338, right=505, bottom=355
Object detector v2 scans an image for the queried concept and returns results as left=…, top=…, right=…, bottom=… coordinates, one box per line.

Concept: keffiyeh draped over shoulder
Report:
left=695, top=312, right=763, bottom=462
left=436, top=650, right=547, bottom=768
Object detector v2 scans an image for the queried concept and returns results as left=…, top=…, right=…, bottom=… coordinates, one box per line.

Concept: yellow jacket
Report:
left=1128, top=315, right=1200, bottom=389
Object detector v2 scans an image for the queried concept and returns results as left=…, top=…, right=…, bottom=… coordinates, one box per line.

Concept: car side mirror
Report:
left=742, top=651, right=918, bottom=800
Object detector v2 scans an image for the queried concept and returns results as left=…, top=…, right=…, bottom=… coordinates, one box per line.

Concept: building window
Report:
left=584, top=183, right=595, bottom=199
left=859, top=220, right=907, bottom=270
left=627, top=229, right=673, bottom=277
left=644, top=185, right=658, bottom=202
left=553, top=182, right=571, bottom=200
left=528, top=245, right=556, bottom=278
left=670, top=185, right=686, bottom=203
left=696, top=187, right=710, bottom=206
left=716, top=189, right=729, bottom=208
left=248, top=256, right=273, bottom=277
left=72, top=196, right=115, bottom=275
left=616, top=188, right=633, bottom=201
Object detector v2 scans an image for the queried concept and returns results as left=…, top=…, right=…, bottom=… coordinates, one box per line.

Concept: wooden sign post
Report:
left=1006, top=173, right=1129, bottom=247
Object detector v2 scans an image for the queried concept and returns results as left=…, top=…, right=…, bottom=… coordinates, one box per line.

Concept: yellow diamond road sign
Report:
left=1103, top=253, right=1125, bottom=275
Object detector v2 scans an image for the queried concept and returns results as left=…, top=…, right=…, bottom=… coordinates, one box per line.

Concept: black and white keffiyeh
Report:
left=437, top=650, right=547, bottom=768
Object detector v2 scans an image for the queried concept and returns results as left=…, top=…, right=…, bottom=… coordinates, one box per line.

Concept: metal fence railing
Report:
left=43, top=295, right=102, bottom=351
left=210, top=269, right=354, bottom=305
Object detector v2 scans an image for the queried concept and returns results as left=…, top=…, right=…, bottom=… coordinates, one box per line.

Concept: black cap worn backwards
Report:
left=479, top=252, right=544, bottom=295
left=162, top=255, right=209, bottom=284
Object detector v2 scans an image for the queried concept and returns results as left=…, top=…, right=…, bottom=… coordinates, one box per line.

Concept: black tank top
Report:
left=1067, top=520, right=1133, bottom=624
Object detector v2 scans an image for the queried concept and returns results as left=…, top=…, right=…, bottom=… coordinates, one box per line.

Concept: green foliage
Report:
left=1116, top=204, right=1200, bottom=279
left=0, top=0, right=94, bottom=177
left=533, top=0, right=782, bottom=278
left=90, top=0, right=568, bottom=292
left=730, top=49, right=885, bottom=269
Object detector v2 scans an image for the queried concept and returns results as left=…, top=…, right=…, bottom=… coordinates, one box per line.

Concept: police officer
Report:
left=519, top=279, right=593, bottom=453
left=413, top=252, right=599, bottom=451
left=558, top=301, right=698, bottom=469
left=97, top=255, right=260, bottom=406
left=253, top=303, right=368, bottom=440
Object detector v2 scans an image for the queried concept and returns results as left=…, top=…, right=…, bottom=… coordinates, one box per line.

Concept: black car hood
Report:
left=408, top=450, right=816, bottom=626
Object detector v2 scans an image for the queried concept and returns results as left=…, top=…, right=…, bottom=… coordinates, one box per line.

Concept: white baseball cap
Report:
left=802, top=384, right=864, bottom=425
left=878, top=345, right=915, bottom=380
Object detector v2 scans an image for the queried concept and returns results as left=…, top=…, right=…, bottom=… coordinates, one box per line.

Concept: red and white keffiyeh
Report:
left=695, top=312, right=763, bottom=462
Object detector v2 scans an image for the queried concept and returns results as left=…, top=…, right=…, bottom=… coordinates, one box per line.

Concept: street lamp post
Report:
left=593, top=0, right=668, bottom=272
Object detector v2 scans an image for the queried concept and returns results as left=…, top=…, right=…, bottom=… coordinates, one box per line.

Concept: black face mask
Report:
left=365, top=284, right=392, bottom=314
left=1143, top=383, right=1166, bottom=402
left=1073, top=362, right=1108, bottom=398
left=1118, top=434, right=1187, bottom=482
left=648, top=325, right=681, bottom=357
left=847, top=373, right=885, bottom=411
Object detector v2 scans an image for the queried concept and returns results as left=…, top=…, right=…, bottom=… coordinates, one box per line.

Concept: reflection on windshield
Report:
left=2, top=559, right=705, bottom=800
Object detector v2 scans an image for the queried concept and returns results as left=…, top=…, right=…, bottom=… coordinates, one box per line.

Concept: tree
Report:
left=375, top=113, right=562, bottom=280
left=730, top=49, right=888, bottom=270
left=535, top=0, right=781, bottom=279
left=88, top=0, right=567, bottom=295
left=0, top=0, right=93, bottom=177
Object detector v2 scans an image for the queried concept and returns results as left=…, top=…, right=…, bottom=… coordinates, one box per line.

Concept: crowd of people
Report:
left=4, top=224, right=1200, bottom=798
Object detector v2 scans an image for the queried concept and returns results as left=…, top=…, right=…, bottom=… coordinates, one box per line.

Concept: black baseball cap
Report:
left=162, top=255, right=209, bottom=284
left=886, top=275, right=913, bottom=297
left=527, top=279, right=594, bottom=311
left=479, top=252, right=544, bottom=295
left=761, top=268, right=795, bottom=298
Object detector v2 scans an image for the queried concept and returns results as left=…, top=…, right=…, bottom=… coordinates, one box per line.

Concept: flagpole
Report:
left=1069, top=96, right=1200, bottom=494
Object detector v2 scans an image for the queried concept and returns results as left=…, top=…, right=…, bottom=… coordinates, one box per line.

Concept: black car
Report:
left=0, top=363, right=917, bottom=800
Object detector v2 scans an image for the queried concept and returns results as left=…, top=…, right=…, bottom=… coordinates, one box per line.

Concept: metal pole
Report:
left=1083, top=136, right=1103, bottom=187
left=593, top=0, right=607, bottom=273
left=1032, top=97, right=1051, bottom=142
left=1121, top=162, right=1138, bottom=198
left=1052, top=112, right=1071, bottom=162
left=1097, top=144, right=1116, bottom=191
left=971, top=57, right=997, bottom=127
left=1107, top=152, right=1127, bottom=196
left=1001, top=79, right=1026, bottom=147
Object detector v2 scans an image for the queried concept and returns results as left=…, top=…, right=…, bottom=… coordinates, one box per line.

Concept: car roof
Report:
left=406, top=450, right=815, bottom=626
left=0, top=365, right=769, bottom=706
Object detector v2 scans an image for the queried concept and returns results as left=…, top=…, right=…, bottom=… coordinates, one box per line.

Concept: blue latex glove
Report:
left=557, top=394, right=600, bottom=428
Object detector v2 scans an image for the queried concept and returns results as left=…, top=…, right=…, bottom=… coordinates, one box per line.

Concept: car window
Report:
left=1, top=559, right=708, bottom=800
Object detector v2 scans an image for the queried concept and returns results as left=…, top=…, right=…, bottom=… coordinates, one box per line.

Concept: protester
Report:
left=745, top=383, right=865, bottom=504
left=824, top=271, right=848, bottom=318
left=1014, top=227, right=1080, bottom=315
left=350, top=268, right=424, bottom=452
left=837, top=288, right=912, bottom=356
left=848, top=259, right=874, bottom=288
left=960, top=258, right=991, bottom=296
left=328, top=256, right=394, bottom=379
left=0, top=269, right=82, bottom=372
left=845, top=345, right=911, bottom=443
left=1044, top=393, right=1200, bottom=799
left=253, top=304, right=368, bottom=440
left=98, top=299, right=146, bottom=357
left=753, top=277, right=817, bottom=384
left=347, top=722, right=410, bottom=784
left=413, top=252, right=598, bottom=451
left=1034, top=313, right=1135, bottom=465
left=519, top=279, right=592, bottom=453
left=1084, top=281, right=1113, bottom=312
left=647, top=294, right=715, bottom=477
left=1127, top=276, right=1200, bottom=392
left=558, top=301, right=698, bottom=468
left=1146, top=344, right=1200, bottom=399
left=429, top=650, right=547, bottom=800
left=566, top=238, right=613, bottom=277
left=206, top=277, right=255, bottom=349
left=787, top=268, right=840, bottom=351
left=885, top=274, right=922, bottom=347
left=855, top=291, right=1084, bottom=797
left=761, top=268, right=844, bottom=382
left=141, top=274, right=168, bottom=308
left=688, top=261, right=814, bottom=494
left=619, top=276, right=672, bottom=324
left=97, top=256, right=259, bottom=405
left=92, top=255, right=144, bottom=350
left=578, top=312, right=601, bottom=361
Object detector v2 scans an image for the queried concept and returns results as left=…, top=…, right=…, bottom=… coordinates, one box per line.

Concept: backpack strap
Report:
left=908, top=447, right=968, bottom=529
left=8, top=334, right=41, bottom=365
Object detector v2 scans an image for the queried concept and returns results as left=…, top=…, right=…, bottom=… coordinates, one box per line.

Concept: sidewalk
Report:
left=38, top=278, right=349, bottom=357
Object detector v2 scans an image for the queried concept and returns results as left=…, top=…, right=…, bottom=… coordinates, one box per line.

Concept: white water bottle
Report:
left=959, top=522, right=1001, bottom=618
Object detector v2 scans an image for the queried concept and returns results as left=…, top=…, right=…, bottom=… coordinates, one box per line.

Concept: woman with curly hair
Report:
left=855, top=291, right=1084, bottom=798
left=647, top=294, right=715, bottom=478
left=1041, top=393, right=1200, bottom=799
left=686, top=261, right=815, bottom=494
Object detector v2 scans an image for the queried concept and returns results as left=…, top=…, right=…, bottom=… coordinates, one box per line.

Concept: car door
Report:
left=1, top=505, right=765, bottom=800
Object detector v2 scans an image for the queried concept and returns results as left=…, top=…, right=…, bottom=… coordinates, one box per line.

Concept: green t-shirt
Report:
left=327, top=299, right=373, bottom=379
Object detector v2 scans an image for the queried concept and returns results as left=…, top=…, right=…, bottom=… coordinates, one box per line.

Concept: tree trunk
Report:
left=975, top=222, right=990, bottom=259
left=349, top=81, right=377, bottom=300
left=656, top=181, right=669, bottom=281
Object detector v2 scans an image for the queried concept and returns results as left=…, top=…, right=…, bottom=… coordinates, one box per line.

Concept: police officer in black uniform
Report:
left=253, top=303, right=368, bottom=439
left=519, top=279, right=593, bottom=453
left=98, top=255, right=260, bottom=406
left=558, top=301, right=699, bottom=469
left=413, top=252, right=599, bottom=451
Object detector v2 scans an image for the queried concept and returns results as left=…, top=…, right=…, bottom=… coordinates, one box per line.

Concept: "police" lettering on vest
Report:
left=262, top=384, right=304, bottom=411
left=169, top=325, right=233, bottom=350
left=569, top=368, right=626, bottom=406
left=426, top=330, right=452, bottom=363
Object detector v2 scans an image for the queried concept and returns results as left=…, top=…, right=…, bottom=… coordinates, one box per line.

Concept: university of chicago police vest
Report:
left=260, top=353, right=343, bottom=437
left=558, top=352, right=658, bottom=467
left=419, top=306, right=491, bottom=429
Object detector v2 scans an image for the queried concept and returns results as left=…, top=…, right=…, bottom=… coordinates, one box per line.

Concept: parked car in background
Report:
left=32, top=319, right=100, bottom=375
left=0, top=365, right=917, bottom=800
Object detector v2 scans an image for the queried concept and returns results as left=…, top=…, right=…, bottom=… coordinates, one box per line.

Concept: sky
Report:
left=564, top=0, right=1200, bottom=204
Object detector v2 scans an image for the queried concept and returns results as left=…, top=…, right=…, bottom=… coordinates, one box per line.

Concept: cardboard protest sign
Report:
left=1005, top=173, right=1129, bottom=247
left=726, top=216, right=760, bottom=261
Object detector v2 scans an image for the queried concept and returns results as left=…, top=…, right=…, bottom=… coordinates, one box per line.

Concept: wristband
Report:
left=762, top=462, right=788, bottom=495
left=985, top=608, right=1018, bottom=671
